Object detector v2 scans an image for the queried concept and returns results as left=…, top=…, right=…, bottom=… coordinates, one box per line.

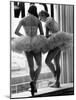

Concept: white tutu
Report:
left=11, top=32, right=73, bottom=54
left=31, top=35, right=48, bottom=53
left=11, top=36, right=32, bottom=53
left=11, top=35, right=48, bottom=53
left=48, top=31, right=73, bottom=50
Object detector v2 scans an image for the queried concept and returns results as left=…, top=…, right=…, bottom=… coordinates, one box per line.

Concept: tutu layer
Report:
left=11, top=36, right=32, bottom=53
left=48, top=31, right=73, bottom=50
left=11, top=35, right=48, bottom=53
left=31, top=35, right=48, bottom=53
left=11, top=32, right=73, bottom=54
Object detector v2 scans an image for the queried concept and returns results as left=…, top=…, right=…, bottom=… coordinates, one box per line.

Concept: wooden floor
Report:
left=11, top=83, right=74, bottom=99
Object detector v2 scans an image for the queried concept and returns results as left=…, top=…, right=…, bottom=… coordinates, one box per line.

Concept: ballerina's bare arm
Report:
left=46, top=27, right=50, bottom=38
left=15, top=21, right=23, bottom=36
left=38, top=21, right=44, bottom=35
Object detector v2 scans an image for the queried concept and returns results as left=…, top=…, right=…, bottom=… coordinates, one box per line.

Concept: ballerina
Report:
left=11, top=5, right=44, bottom=96
left=39, top=10, right=73, bottom=88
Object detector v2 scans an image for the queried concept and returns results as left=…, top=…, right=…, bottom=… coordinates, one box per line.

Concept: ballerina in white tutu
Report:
left=12, top=5, right=45, bottom=96
left=39, top=10, right=73, bottom=88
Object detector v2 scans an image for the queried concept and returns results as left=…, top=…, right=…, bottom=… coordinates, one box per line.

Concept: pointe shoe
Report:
left=30, top=81, right=35, bottom=96
left=50, top=82, right=60, bottom=88
left=30, top=81, right=37, bottom=96
left=33, top=82, right=37, bottom=93
left=30, top=81, right=37, bottom=92
left=55, top=81, right=60, bottom=88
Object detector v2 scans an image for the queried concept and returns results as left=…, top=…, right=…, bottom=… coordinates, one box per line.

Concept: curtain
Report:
left=53, top=4, right=74, bottom=83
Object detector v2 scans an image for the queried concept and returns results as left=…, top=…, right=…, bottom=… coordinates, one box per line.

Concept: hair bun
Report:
left=39, top=10, right=49, bottom=17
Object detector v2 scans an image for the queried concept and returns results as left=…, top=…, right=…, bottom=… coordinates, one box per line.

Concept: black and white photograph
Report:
left=10, top=1, right=74, bottom=99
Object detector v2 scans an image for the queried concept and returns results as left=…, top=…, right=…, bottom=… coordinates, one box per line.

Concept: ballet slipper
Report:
left=30, top=81, right=37, bottom=96
left=50, top=82, right=60, bottom=88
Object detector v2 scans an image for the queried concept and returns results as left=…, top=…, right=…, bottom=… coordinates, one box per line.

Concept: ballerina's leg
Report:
left=29, top=52, right=42, bottom=93
left=54, top=50, right=61, bottom=87
left=45, top=47, right=60, bottom=77
left=25, top=51, right=38, bottom=96
left=33, top=52, right=42, bottom=82
left=25, top=51, right=35, bottom=80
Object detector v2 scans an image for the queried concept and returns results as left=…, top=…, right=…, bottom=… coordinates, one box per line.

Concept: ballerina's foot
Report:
left=30, top=81, right=37, bottom=96
left=48, top=81, right=54, bottom=87
left=30, top=90, right=34, bottom=97
left=50, top=82, right=60, bottom=88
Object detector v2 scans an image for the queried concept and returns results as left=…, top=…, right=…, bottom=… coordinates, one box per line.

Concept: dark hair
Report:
left=39, top=10, right=49, bottom=18
left=28, top=5, right=38, bottom=18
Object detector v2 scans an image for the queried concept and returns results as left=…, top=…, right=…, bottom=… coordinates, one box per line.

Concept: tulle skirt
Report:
left=11, top=35, right=48, bottom=53
left=11, top=32, right=73, bottom=54
left=48, top=31, right=73, bottom=50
